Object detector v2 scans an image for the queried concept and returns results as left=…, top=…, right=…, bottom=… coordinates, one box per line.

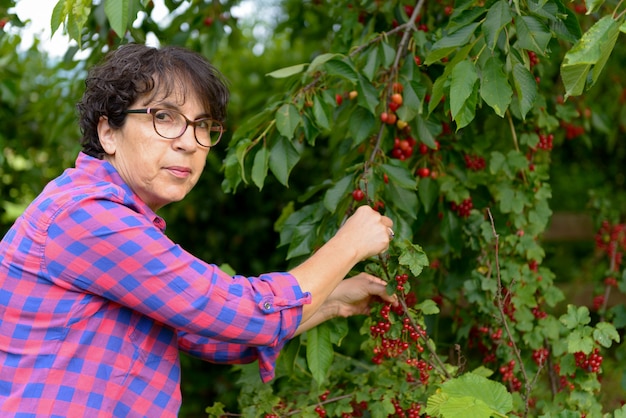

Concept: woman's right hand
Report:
left=333, top=205, right=394, bottom=260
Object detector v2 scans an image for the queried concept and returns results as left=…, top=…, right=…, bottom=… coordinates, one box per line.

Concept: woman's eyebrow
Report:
left=148, top=101, right=212, bottom=119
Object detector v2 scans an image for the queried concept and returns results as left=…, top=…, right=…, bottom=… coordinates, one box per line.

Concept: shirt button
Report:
left=263, top=302, right=272, bottom=310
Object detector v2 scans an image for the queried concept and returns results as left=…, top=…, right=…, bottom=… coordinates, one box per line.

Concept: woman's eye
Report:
left=155, top=110, right=175, bottom=122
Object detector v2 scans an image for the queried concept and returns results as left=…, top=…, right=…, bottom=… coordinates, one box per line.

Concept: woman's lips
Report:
left=166, top=166, right=191, bottom=178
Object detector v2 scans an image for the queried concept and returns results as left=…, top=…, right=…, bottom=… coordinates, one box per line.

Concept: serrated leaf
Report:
left=275, top=103, right=301, bottom=139
left=515, top=15, right=552, bottom=54
left=439, top=373, right=513, bottom=414
left=387, top=182, right=418, bottom=219
left=51, top=0, right=68, bottom=36
left=398, top=241, right=429, bottom=276
left=356, top=74, right=379, bottom=115
left=479, top=56, right=512, bottom=117
left=307, top=53, right=340, bottom=74
left=512, top=62, right=537, bottom=119
left=312, top=95, right=330, bottom=131
left=417, top=299, right=440, bottom=315
left=418, top=176, right=438, bottom=213
left=593, top=322, right=620, bottom=347
left=431, top=22, right=481, bottom=50
left=306, top=323, right=334, bottom=385
left=324, top=58, right=358, bottom=83
left=567, top=329, right=594, bottom=354
left=381, top=163, right=417, bottom=190
left=323, top=175, right=353, bottom=212
left=104, top=0, right=129, bottom=38
left=348, top=107, right=375, bottom=145
left=561, top=15, right=620, bottom=98
left=268, top=135, right=301, bottom=186
left=251, top=147, right=269, bottom=190
left=362, top=47, right=379, bottom=81
left=586, top=0, right=605, bottom=14
left=450, top=60, right=478, bottom=120
left=482, top=0, right=513, bottom=50
left=266, top=63, right=307, bottom=78
left=560, top=304, right=591, bottom=329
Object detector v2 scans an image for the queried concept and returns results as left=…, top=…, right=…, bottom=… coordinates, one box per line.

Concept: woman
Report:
left=0, top=44, right=395, bottom=417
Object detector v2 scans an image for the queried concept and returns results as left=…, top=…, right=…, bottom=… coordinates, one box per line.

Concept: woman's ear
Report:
left=97, top=116, right=117, bottom=156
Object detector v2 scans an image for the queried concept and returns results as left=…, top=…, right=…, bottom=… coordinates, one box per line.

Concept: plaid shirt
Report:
left=0, top=152, right=310, bottom=417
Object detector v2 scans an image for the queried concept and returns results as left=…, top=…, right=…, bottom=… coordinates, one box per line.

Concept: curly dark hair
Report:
left=76, top=43, right=230, bottom=158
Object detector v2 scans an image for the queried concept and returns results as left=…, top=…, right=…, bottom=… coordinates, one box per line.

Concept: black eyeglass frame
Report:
left=124, top=108, right=224, bottom=148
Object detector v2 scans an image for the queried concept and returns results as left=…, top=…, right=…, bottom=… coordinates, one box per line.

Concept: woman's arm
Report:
left=289, top=205, right=393, bottom=322
left=293, top=273, right=397, bottom=336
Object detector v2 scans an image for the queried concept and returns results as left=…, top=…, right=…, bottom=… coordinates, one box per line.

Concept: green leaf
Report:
left=104, top=0, right=129, bottom=38
left=479, top=56, right=512, bottom=117
left=418, top=176, right=439, bottom=213
left=431, top=22, right=481, bottom=50
left=307, top=53, right=340, bottom=74
left=323, top=175, right=353, bottom=212
left=356, top=74, right=379, bottom=115
left=417, top=299, right=440, bottom=315
left=428, top=42, right=474, bottom=114
left=586, top=0, right=605, bottom=14
left=275, top=103, right=301, bottom=140
left=324, top=58, right=358, bottom=83
left=251, top=147, right=269, bottom=190
left=266, top=63, right=307, bottom=78
left=427, top=373, right=513, bottom=417
left=268, top=135, right=301, bottom=187
left=482, top=0, right=513, bottom=51
left=362, top=47, right=380, bottom=81
left=348, top=107, right=375, bottom=145
left=560, top=15, right=620, bottom=98
left=312, top=95, right=330, bottom=131
left=450, top=60, right=478, bottom=122
left=381, top=163, right=417, bottom=190
left=51, top=0, right=68, bottom=36
left=386, top=182, right=419, bottom=219
left=511, top=62, right=537, bottom=120
left=560, top=304, right=591, bottom=329
left=515, top=15, right=552, bottom=54
left=593, top=322, right=620, bottom=347
left=306, top=323, right=334, bottom=385
left=567, top=329, right=594, bottom=354
left=398, top=241, right=429, bottom=276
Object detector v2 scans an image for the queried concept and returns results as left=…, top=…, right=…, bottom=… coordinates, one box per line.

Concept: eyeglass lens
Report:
left=153, top=109, right=222, bottom=147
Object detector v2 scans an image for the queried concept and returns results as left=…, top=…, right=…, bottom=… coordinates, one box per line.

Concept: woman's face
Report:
left=98, top=89, right=211, bottom=211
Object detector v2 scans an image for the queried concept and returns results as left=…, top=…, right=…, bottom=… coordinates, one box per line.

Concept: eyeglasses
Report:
left=125, top=108, right=224, bottom=148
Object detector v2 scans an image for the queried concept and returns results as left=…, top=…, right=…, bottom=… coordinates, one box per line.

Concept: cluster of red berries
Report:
left=499, top=359, right=522, bottom=391
left=339, top=400, right=369, bottom=418
left=561, top=121, right=585, bottom=140
left=595, top=220, right=626, bottom=271
left=532, top=347, right=550, bottom=366
left=314, top=405, right=326, bottom=417
left=528, top=51, right=540, bottom=68
left=537, top=132, right=554, bottom=150
left=592, top=295, right=605, bottom=311
left=450, top=197, right=473, bottom=218
left=390, top=398, right=424, bottom=418
left=554, top=364, right=576, bottom=392
left=463, top=154, right=486, bottom=171
left=406, top=358, right=432, bottom=385
left=531, top=306, right=547, bottom=319
left=574, top=348, right=603, bottom=373
left=391, top=137, right=416, bottom=160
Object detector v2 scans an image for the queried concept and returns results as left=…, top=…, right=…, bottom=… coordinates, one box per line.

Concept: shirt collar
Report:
left=76, top=152, right=167, bottom=231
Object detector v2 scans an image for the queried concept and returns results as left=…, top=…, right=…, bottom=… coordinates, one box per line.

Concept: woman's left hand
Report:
left=294, top=273, right=397, bottom=335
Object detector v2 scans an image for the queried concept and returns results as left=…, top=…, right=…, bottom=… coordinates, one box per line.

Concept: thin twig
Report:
left=486, top=208, right=532, bottom=417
